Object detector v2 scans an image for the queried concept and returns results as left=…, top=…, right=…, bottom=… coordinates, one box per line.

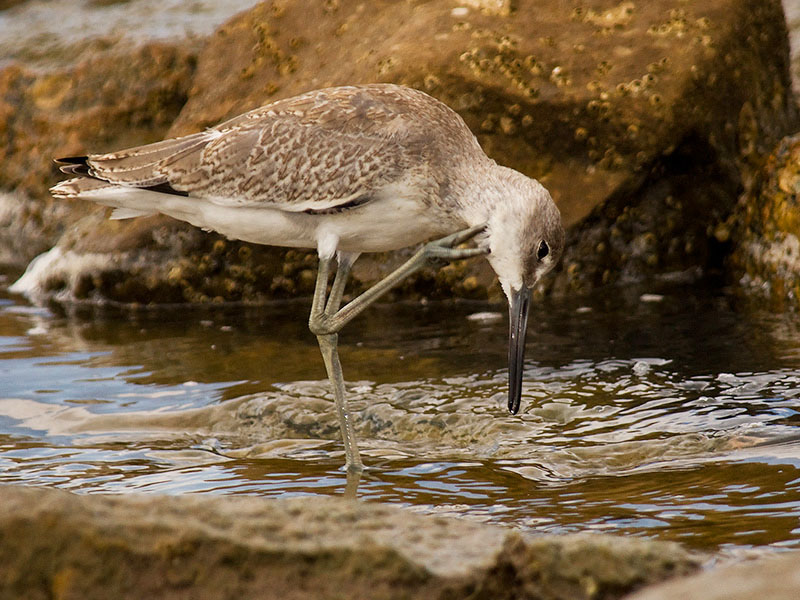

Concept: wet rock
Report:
left=9, top=210, right=319, bottom=305
left=730, top=133, right=800, bottom=309
left=625, top=550, right=800, bottom=600
left=5, top=0, right=799, bottom=302
left=0, top=190, right=77, bottom=269
left=0, top=485, right=701, bottom=600
left=0, top=40, right=199, bottom=267
left=0, top=0, right=261, bottom=70
left=166, top=0, right=797, bottom=299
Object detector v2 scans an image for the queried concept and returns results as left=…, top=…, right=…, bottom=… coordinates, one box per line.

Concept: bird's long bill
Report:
left=507, top=287, right=532, bottom=415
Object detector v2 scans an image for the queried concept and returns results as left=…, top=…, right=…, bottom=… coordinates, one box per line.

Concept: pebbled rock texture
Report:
left=0, top=485, right=701, bottom=600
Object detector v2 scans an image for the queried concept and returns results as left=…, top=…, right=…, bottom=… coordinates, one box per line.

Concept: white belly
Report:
left=80, top=186, right=462, bottom=256
left=202, top=195, right=453, bottom=253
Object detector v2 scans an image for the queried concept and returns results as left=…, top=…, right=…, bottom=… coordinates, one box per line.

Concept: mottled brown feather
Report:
left=79, top=84, right=486, bottom=212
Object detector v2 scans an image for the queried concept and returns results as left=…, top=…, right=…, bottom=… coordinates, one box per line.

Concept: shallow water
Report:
left=2, top=273, right=800, bottom=557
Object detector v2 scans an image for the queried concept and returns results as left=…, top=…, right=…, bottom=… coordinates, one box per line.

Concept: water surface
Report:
left=1, top=274, right=800, bottom=557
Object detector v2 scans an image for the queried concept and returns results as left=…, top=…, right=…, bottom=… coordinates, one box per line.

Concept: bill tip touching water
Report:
left=49, top=83, right=564, bottom=471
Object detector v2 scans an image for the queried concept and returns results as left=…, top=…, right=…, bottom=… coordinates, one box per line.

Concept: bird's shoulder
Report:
left=225, top=84, right=467, bottom=145
left=171, top=85, right=468, bottom=209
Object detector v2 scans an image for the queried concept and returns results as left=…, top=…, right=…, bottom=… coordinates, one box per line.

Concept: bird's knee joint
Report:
left=309, top=314, right=337, bottom=336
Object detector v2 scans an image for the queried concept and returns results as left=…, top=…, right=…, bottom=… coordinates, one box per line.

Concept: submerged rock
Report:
left=3, top=0, right=799, bottom=303
left=0, top=485, right=701, bottom=600
left=730, top=133, right=800, bottom=309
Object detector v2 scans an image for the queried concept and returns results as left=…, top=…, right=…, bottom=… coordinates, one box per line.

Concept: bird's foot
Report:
left=420, top=223, right=489, bottom=266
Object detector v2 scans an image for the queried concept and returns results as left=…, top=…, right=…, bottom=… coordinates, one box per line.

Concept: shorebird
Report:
left=51, top=83, right=564, bottom=472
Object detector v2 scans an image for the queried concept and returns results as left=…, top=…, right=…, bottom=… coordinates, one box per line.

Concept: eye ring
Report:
left=537, top=240, right=550, bottom=261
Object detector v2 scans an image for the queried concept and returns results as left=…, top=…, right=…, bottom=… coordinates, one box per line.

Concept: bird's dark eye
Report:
left=537, top=240, right=550, bottom=261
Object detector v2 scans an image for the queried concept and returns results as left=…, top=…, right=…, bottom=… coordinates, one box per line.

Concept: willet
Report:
left=51, top=83, right=564, bottom=472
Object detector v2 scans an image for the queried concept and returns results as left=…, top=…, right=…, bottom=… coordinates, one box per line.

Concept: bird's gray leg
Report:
left=310, top=253, right=363, bottom=473
left=308, top=226, right=485, bottom=473
left=313, top=223, right=488, bottom=335
left=309, top=255, right=332, bottom=326
left=326, top=252, right=357, bottom=317
left=316, top=334, right=363, bottom=473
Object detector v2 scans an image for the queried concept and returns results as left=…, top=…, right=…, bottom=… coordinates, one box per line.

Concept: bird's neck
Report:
left=453, top=162, right=522, bottom=227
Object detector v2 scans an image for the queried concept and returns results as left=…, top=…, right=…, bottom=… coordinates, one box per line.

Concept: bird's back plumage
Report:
left=53, top=84, right=487, bottom=217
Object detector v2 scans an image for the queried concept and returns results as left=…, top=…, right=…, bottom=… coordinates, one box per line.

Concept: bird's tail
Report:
left=49, top=131, right=211, bottom=216
left=50, top=177, right=158, bottom=220
left=51, top=175, right=114, bottom=199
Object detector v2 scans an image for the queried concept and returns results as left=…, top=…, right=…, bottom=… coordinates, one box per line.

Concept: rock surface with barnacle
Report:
left=2, top=0, right=799, bottom=304
left=729, top=132, right=800, bottom=309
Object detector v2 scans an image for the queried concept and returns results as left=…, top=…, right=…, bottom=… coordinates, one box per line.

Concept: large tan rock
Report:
left=0, top=485, right=701, bottom=600
left=5, top=0, right=799, bottom=302
left=174, top=0, right=791, bottom=221
left=167, top=0, right=798, bottom=297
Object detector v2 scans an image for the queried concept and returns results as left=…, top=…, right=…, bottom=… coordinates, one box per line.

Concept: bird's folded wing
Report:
left=75, top=88, right=426, bottom=213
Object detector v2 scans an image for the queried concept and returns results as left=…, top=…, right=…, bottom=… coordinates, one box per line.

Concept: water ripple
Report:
left=3, top=282, right=800, bottom=551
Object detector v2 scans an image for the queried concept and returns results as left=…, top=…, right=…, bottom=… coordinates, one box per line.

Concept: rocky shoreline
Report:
left=0, top=484, right=703, bottom=600
left=3, top=1, right=800, bottom=598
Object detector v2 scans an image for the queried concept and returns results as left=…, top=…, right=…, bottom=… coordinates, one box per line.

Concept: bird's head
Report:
left=481, top=167, right=564, bottom=414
